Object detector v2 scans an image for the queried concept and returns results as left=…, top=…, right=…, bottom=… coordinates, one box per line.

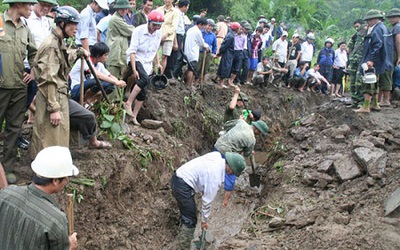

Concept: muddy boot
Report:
left=177, top=224, right=195, bottom=250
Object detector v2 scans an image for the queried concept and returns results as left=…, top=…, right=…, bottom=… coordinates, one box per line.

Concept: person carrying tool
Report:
left=214, top=119, right=269, bottom=205
left=69, top=42, right=126, bottom=106
left=123, top=10, right=163, bottom=125
left=0, top=146, right=79, bottom=249
left=32, top=6, right=112, bottom=159
left=171, top=151, right=246, bottom=249
left=224, top=85, right=247, bottom=123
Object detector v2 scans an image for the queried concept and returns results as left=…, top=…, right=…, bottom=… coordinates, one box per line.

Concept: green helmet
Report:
left=386, top=8, right=400, bottom=18
left=364, top=9, right=384, bottom=20
left=113, top=0, right=131, bottom=9
left=252, top=120, right=269, bottom=136
left=225, top=152, right=246, bottom=177
left=2, top=0, right=38, bottom=4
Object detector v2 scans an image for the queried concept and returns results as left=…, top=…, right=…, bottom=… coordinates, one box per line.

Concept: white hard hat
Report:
left=307, top=33, right=315, bottom=40
left=325, top=38, right=334, bottom=44
left=32, top=146, right=79, bottom=178
left=281, top=31, right=288, bottom=37
left=96, top=0, right=109, bottom=10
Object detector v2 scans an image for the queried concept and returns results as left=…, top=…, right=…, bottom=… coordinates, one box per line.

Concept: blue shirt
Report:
left=294, top=67, right=306, bottom=78
left=124, top=12, right=135, bottom=26
left=200, top=29, right=217, bottom=54
left=76, top=5, right=97, bottom=46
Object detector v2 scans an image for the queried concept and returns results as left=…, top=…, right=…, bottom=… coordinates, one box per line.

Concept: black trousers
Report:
left=171, top=172, right=197, bottom=228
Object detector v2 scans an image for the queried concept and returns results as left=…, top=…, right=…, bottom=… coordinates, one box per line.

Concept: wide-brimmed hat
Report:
left=386, top=8, right=400, bottom=18
left=113, top=0, right=131, bottom=9
left=252, top=120, right=269, bottom=135
left=225, top=152, right=246, bottom=177
left=364, top=9, right=384, bottom=20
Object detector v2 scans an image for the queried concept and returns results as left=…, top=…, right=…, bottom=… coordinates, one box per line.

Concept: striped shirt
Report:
left=214, top=119, right=255, bottom=157
left=0, top=184, right=70, bottom=250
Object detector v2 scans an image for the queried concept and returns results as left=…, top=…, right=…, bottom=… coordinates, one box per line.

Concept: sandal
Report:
left=89, top=140, right=112, bottom=149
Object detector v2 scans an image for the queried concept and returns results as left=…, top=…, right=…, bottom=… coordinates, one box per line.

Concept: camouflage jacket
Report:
left=348, top=24, right=368, bottom=65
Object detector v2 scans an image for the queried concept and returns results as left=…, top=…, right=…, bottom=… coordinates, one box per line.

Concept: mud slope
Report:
left=9, top=82, right=400, bottom=249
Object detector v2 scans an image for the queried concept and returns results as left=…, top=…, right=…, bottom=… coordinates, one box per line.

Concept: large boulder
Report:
left=352, top=147, right=387, bottom=179
left=333, top=155, right=363, bottom=181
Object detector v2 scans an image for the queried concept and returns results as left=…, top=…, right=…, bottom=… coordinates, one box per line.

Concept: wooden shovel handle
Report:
left=67, top=194, right=74, bottom=235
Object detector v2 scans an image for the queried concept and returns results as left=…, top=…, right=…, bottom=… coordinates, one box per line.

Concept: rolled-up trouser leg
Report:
left=69, top=99, right=97, bottom=140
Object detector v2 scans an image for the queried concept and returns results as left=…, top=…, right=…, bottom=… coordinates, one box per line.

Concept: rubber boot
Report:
left=177, top=224, right=195, bottom=250
left=370, top=97, right=381, bottom=111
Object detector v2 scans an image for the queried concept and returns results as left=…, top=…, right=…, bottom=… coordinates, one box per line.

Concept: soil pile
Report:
left=8, top=81, right=400, bottom=249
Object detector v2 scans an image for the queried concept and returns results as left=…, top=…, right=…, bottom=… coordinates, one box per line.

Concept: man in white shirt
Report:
left=272, top=31, right=288, bottom=67
left=301, top=33, right=315, bottom=68
left=183, top=17, right=209, bottom=90
left=171, top=151, right=246, bottom=249
left=306, top=63, right=331, bottom=92
left=69, top=42, right=126, bottom=105
left=123, top=10, right=163, bottom=125
left=331, top=42, right=348, bottom=97
left=76, top=0, right=109, bottom=52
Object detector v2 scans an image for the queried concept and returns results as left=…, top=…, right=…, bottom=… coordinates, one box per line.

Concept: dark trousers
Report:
left=123, top=61, right=149, bottom=101
left=171, top=172, right=197, bottom=228
left=173, top=34, right=186, bottom=79
left=238, top=53, right=249, bottom=83
left=0, top=88, right=27, bottom=171
left=69, top=99, right=96, bottom=140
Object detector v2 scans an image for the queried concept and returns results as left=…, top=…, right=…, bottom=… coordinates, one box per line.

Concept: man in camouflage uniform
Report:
left=347, top=19, right=367, bottom=107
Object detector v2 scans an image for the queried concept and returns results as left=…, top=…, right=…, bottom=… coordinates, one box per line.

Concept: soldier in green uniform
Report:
left=347, top=19, right=367, bottom=107
left=0, top=0, right=38, bottom=183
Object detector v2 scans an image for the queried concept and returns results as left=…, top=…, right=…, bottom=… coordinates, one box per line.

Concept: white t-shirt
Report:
left=69, top=58, right=110, bottom=89
left=301, top=41, right=314, bottom=62
left=333, top=48, right=348, bottom=68
left=272, top=38, right=288, bottom=63
left=184, top=25, right=209, bottom=63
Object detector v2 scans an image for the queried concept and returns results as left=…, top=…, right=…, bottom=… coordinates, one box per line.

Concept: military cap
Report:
left=386, top=8, right=400, bottom=18
left=363, top=9, right=384, bottom=20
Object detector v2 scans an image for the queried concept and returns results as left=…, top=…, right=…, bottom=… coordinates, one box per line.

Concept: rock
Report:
left=338, top=203, right=356, bottom=213
left=300, top=113, right=326, bottom=126
left=314, top=138, right=335, bottom=153
left=269, top=217, right=284, bottom=228
left=141, top=119, right=164, bottom=129
left=337, top=124, right=351, bottom=136
left=289, top=126, right=315, bottom=141
left=352, top=147, right=387, bottom=179
left=364, top=135, right=386, bottom=149
left=300, top=140, right=311, bottom=150
left=367, top=177, right=375, bottom=187
left=318, top=160, right=334, bottom=173
left=384, top=187, right=400, bottom=217
left=142, top=134, right=153, bottom=143
left=285, top=206, right=316, bottom=229
left=333, top=155, right=363, bottom=181
left=333, top=134, right=346, bottom=143
left=352, top=139, right=374, bottom=149
left=322, top=124, right=351, bottom=139
left=333, top=212, right=351, bottom=225
left=303, top=170, right=334, bottom=187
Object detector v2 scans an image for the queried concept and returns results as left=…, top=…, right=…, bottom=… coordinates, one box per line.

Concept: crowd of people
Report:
left=0, top=0, right=399, bottom=248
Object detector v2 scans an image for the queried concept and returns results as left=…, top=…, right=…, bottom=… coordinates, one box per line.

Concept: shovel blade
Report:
left=249, top=173, right=261, bottom=187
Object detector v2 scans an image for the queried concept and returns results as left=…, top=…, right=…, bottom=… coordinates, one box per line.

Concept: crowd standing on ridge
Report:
left=0, top=0, right=399, bottom=248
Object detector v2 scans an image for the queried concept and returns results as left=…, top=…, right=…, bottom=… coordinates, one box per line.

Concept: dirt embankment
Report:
left=12, top=81, right=400, bottom=249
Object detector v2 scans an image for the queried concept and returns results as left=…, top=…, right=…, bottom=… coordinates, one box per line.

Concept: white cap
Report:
left=96, top=0, right=109, bottom=10
left=292, top=33, right=300, bottom=38
left=32, top=146, right=79, bottom=178
left=282, top=31, right=288, bottom=37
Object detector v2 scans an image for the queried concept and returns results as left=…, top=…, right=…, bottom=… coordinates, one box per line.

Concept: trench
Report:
left=60, top=84, right=329, bottom=249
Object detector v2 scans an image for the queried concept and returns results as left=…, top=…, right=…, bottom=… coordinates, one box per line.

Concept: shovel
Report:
left=249, top=155, right=261, bottom=187
left=193, top=228, right=206, bottom=250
